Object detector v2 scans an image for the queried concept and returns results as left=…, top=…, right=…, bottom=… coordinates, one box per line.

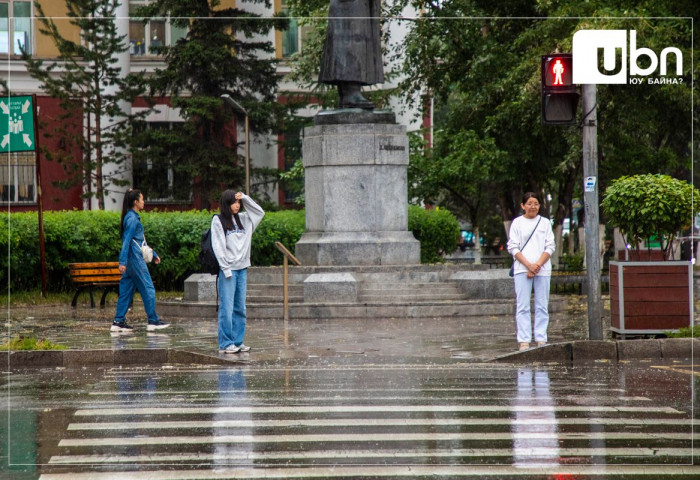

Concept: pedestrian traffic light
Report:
left=541, top=53, right=579, bottom=125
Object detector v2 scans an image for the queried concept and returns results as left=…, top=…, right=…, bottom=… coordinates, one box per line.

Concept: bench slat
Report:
left=72, top=276, right=121, bottom=284
left=71, top=268, right=121, bottom=276
left=69, top=262, right=120, bottom=269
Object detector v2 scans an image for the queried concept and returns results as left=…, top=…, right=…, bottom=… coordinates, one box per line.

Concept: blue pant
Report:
left=513, top=273, right=551, bottom=343
left=217, top=268, right=247, bottom=350
left=114, top=254, right=160, bottom=324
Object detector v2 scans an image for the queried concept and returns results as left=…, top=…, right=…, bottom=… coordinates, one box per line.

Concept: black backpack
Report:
left=200, top=215, right=220, bottom=275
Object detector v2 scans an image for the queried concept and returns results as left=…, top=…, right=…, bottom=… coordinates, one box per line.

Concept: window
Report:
left=279, top=2, right=311, bottom=59
left=0, top=1, right=32, bottom=56
left=281, top=16, right=299, bottom=58
left=132, top=122, right=192, bottom=203
left=0, top=152, right=36, bottom=203
left=128, top=2, right=187, bottom=57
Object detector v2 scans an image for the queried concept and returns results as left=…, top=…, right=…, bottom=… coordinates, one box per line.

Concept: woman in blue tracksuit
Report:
left=111, top=188, right=169, bottom=332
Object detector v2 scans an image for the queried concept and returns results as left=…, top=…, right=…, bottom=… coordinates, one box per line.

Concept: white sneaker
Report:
left=219, top=344, right=241, bottom=354
left=146, top=321, right=170, bottom=331
left=238, top=344, right=251, bottom=352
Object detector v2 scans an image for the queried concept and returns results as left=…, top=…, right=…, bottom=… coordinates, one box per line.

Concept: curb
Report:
left=1, top=348, right=249, bottom=368
left=492, top=338, right=700, bottom=364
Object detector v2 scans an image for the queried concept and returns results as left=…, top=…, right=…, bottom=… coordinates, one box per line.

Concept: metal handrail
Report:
left=274, top=242, right=301, bottom=323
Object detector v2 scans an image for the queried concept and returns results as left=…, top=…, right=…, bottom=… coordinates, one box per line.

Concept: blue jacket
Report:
left=119, top=209, right=159, bottom=266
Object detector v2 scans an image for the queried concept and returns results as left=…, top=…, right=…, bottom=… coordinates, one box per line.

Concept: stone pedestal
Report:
left=295, top=111, right=420, bottom=266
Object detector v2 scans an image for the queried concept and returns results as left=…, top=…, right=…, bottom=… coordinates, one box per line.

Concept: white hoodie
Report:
left=211, top=194, right=265, bottom=277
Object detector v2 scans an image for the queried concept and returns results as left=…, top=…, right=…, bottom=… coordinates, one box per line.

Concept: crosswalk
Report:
left=34, top=363, right=699, bottom=479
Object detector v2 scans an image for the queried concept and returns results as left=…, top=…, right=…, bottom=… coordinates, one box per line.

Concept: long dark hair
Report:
left=218, top=189, right=245, bottom=231
left=120, top=188, right=142, bottom=237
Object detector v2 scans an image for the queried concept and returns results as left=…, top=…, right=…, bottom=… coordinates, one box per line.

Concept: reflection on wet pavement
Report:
left=2, top=359, right=698, bottom=479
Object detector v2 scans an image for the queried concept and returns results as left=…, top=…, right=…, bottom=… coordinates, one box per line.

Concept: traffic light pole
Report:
left=582, top=84, right=603, bottom=340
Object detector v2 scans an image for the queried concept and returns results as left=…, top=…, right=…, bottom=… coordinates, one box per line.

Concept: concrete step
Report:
left=247, top=295, right=304, bottom=303
left=360, top=293, right=465, bottom=303
left=248, top=284, right=303, bottom=295
left=159, top=296, right=568, bottom=320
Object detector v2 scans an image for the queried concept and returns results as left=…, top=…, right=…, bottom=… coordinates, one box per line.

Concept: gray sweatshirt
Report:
left=210, top=194, right=265, bottom=277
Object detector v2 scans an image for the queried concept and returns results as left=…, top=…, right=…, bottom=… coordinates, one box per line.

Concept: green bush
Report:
left=559, top=254, right=584, bottom=271
left=250, top=209, right=305, bottom=266
left=408, top=205, right=461, bottom=263
left=0, top=209, right=305, bottom=292
left=3, top=206, right=455, bottom=291
left=602, top=174, right=699, bottom=259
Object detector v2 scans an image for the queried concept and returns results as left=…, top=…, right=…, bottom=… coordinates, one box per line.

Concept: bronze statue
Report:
left=319, top=0, right=384, bottom=109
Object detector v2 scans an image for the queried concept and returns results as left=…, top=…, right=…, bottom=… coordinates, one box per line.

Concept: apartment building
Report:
left=2, top=0, right=427, bottom=212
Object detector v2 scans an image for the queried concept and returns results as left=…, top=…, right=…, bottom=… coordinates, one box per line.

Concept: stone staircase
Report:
left=160, top=265, right=568, bottom=320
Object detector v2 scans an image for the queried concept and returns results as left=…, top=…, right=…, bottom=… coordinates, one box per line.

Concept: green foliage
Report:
left=665, top=325, right=700, bottom=338
left=601, top=174, right=698, bottom=258
left=0, top=209, right=305, bottom=292
left=559, top=254, right=584, bottom=272
left=396, top=2, right=695, bottom=234
left=408, top=205, right=461, bottom=264
left=0, top=336, right=67, bottom=351
left=3, top=207, right=465, bottom=291
left=250, top=209, right=306, bottom=266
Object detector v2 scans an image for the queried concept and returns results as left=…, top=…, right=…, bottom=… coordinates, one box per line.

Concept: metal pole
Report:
left=283, top=255, right=289, bottom=323
left=244, top=113, right=250, bottom=195
left=582, top=84, right=602, bottom=340
left=33, top=95, right=47, bottom=297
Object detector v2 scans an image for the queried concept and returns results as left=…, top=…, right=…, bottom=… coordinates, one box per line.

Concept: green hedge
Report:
left=1, top=206, right=458, bottom=291
left=0, top=209, right=305, bottom=292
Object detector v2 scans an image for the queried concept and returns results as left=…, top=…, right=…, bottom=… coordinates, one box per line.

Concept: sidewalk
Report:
left=3, top=298, right=696, bottom=367
left=3, top=298, right=587, bottom=362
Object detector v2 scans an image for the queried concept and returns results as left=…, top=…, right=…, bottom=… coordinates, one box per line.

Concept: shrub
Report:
left=3, top=206, right=455, bottom=291
left=0, top=209, right=305, bottom=292
left=602, top=174, right=699, bottom=259
left=408, top=205, right=461, bottom=263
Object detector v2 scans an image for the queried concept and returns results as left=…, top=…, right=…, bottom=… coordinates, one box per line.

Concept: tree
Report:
left=23, top=0, right=150, bottom=210
left=134, top=0, right=291, bottom=208
left=395, top=0, right=695, bottom=259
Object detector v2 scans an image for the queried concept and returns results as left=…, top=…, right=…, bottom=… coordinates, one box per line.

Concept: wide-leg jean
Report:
left=114, top=254, right=160, bottom=324
left=513, top=273, right=551, bottom=343
left=217, top=268, right=248, bottom=350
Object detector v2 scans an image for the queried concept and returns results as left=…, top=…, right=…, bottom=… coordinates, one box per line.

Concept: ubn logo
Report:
left=572, top=30, right=683, bottom=84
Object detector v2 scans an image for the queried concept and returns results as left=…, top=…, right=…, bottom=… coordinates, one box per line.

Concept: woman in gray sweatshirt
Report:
left=211, top=190, right=265, bottom=353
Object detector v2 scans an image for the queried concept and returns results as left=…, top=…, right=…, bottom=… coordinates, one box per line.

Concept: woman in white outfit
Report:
left=507, top=192, right=556, bottom=351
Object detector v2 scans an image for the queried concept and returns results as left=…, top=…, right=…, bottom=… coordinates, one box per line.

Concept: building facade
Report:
left=2, top=0, right=428, bottom=212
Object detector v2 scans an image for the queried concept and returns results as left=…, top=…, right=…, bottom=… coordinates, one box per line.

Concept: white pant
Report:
left=513, top=273, right=551, bottom=343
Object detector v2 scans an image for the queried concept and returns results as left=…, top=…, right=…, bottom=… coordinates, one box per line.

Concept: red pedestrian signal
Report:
left=541, top=53, right=579, bottom=125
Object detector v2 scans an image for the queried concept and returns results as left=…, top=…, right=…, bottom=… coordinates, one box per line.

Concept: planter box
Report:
left=616, top=249, right=666, bottom=261
left=609, top=260, right=692, bottom=337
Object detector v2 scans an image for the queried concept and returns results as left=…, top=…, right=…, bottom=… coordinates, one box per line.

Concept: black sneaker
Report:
left=111, top=322, right=134, bottom=332
left=147, top=320, right=170, bottom=331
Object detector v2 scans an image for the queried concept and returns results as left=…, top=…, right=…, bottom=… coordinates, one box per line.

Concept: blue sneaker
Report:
left=147, top=320, right=170, bottom=331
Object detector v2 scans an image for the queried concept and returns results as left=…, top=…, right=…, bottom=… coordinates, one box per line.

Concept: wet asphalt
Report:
left=2, top=298, right=699, bottom=479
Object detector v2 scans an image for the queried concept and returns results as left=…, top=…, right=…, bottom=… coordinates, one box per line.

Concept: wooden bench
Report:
left=68, top=262, right=121, bottom=308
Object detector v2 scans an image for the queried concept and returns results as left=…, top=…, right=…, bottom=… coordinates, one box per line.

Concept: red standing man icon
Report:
left=552, top=59, right=564, bottom=85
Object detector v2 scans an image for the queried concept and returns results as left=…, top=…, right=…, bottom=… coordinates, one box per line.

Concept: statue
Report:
left=319, top=0, right=384, bottom=110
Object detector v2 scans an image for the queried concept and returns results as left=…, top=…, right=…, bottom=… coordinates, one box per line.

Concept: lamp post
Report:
left=220, top=94, right=249, bottom=195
